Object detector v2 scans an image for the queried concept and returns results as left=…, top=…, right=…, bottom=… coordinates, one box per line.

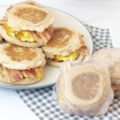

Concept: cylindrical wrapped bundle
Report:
left=56, top=62, right=114, bottom=116
left=89, top=48, right=120, bottom=96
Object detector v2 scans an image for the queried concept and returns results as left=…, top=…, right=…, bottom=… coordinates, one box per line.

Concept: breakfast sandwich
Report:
left=0, top=1, right=55, bottom=47
left=89, top=48, right=120, bottom=96
left=0, top=43, right=46, bottom=84
left=42, top=27, right=89, bottom=67
left=56, top=62, right=113, bottom=116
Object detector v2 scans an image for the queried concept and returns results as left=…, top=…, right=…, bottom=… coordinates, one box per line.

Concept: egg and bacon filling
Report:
left=2, top=24, right=53, bottom=43
left=0, top=66, right=43, bottom=82
left=53, top=40, right=89, bottom=62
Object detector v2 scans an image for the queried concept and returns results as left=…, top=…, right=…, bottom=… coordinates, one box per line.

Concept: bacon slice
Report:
left=31, top=31, right=43, bottom=43
left=4, top=67, right=37, bottom=82
left=22, top=69, right=36, bottom=78
left=0, top=16, right=7, bottom=24
left=5, top=68, right=23, bottom=81
left=42, top=30, right=53, bottom=41
left=31, top=29, right=53, bottom=44
left=77, top=46, right=89, bottom=55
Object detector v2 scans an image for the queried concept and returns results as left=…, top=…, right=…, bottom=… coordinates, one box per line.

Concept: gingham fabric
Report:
left=16, top=25, right=119, bottom=120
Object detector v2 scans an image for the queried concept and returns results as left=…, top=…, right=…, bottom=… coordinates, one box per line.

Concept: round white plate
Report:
left=0, top=6, right=93, bottom=89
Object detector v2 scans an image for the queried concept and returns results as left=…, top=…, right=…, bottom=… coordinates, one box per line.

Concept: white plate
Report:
left=0, top=6, right=93, bottom=89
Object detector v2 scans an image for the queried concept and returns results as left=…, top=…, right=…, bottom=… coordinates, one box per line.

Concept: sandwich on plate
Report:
left=0, top=43, right=46, bottom=84
left=56, top=61, right=113, bottom=116
left=42, top=27, right=89, bottom=67
left=0, top=1, right=55, bottom=47
left=89, top=48, right=120, bottom=96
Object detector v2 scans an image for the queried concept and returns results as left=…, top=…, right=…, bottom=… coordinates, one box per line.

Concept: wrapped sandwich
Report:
left=56, top=62, right=113, bottom=116
left=89, top=48, right=120, bottom=96
left=0, top=1, right=55, bottom=47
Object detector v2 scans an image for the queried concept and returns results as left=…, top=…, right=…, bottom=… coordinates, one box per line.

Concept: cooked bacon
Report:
left=0, top=16, right=7, bottom=24
left=77, top=46, right=89, bottom=55
left=14, top=74, right=22, bottom=81
left=31, top=31, right=42, bottom=40
left=47, top=26, right=54, bottom=33
left=31, top=29, right=53, bottom=44
left=40, top=31, right=48, bottom=43
left=5, top=68, right=23, bottom=81
left=42, top=30, right=53, bottom=41
left=4, top=67, right=37, bottom=82
left=37, top=30, right=52, bottom=43
left=22, top=69, right=36, bottom=78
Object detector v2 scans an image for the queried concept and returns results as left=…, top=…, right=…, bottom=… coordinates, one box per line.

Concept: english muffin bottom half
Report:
left=0, top=43, right=46, bottom=85
left=42, top=27, right=89, bottom=67
left=56, top=61, right=113, bottom=116
left=0, top=1, right=55, bottom=47
left=89, top=48, right=120, bottom=96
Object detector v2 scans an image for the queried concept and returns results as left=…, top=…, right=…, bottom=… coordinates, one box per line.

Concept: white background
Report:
left=0, top=0, right=120, bottom=120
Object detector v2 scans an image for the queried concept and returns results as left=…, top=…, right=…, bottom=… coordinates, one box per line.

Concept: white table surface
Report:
left=0, top=0, right=120, bottom=120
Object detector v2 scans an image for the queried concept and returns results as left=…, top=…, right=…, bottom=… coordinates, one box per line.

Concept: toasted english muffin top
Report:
left=0, top=43, right=46, bottom=70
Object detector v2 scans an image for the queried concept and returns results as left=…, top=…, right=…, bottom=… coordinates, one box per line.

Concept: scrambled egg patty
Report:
left=3, top=24, right=36, bottom=42
left=54, top=52, right=79, bottom=62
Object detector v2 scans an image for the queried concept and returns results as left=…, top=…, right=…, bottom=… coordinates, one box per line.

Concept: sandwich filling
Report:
left=3, top=24, right=53, bottom=43
left=0, top=66, right=43, bottom=82
left=53, top=42, right=89, bottom=62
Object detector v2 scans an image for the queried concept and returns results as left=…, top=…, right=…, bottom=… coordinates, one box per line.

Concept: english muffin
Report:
left=42, top=27, right=89, bottom=67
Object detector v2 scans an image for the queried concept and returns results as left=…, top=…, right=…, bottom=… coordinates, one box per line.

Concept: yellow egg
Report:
left=36, top=67, right=43, bottom=81
left=3, top=24, right=36, bottom=42
left=16, top=31, right=36, bottom=42
left=3, top=24, right=15, bottom=37
left=54, top=52, right=78, bottom=62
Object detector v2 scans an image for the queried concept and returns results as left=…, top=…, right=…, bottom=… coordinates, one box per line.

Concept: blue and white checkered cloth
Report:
left=17, top=24, right=119, bottom=120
